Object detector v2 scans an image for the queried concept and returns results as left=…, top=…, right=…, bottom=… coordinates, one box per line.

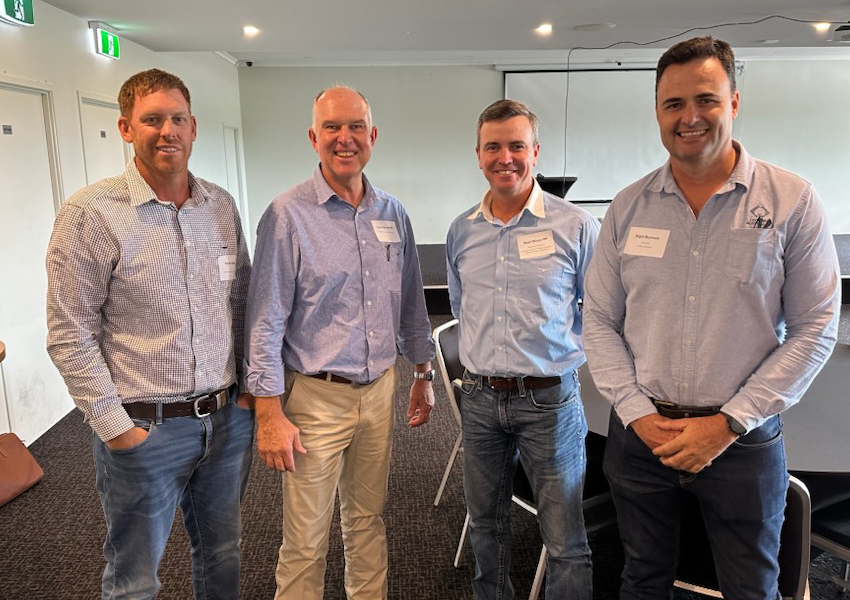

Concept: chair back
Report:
left=434, top=319, right=463, bottom=426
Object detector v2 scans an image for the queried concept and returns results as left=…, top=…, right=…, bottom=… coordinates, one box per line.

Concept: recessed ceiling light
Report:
left=243, top=25, right=260, bottom=37
left=535, top=23, right=553, bottom=36
left=572, top=23, right=616, bottom=32
left=758, top=39, right=780, bottom=44
left=814, top=22, right=831, bottom=32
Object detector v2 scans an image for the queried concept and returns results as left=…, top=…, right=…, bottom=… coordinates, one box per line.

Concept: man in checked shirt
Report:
left=46, top=69, right=254, bottom=599
left=245, top=85, right=435, bottom=599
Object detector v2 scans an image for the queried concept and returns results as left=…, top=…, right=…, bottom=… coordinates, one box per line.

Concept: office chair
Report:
left=674, top=475, right=811, bottom=600
left=433, top=319, right=463, bottom=507
left=790, top=470, right=850, bottom=592
left=433, top=319, right=616, bottom=599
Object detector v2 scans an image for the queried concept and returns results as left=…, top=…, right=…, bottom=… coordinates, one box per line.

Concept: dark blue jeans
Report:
left=459, top=371, right=592, bottom=600
left=93, top=395, right=254, bottom=600
left=604, top=412, right=787, bottom=600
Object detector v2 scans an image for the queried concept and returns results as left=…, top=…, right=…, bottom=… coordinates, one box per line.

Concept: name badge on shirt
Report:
left=371, top=220, right=401, bottom=243
left=624, top=227, right=670, bottom=258
left=517, top=230, right=555, bottom=260
left=218, top=254, right=237, bottom=281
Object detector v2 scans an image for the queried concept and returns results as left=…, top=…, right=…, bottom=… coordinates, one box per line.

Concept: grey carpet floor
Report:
left=1, top=322, right=846, bottom=598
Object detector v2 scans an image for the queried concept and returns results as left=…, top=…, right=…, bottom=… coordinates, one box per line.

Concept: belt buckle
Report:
left=193, top=394, right=213, bottom=418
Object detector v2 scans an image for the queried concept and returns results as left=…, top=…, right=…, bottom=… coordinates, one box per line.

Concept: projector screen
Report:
left=505, top=70, right=743, bottom=205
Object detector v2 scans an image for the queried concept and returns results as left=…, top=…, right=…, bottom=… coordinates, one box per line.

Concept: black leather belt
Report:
left=651, top=398, right=720, bottom=419
left=477, top=375, right=563, bottom=393
left=307, top=372, right=374, bottom=387
left=124, top=385, right=234, bottom=419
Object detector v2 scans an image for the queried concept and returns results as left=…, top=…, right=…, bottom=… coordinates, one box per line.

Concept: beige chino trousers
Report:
left=274, top=366, right=397, bottom=600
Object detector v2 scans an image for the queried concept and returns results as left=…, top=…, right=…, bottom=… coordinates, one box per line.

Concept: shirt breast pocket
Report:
left=206, top=241, right=238, bottom=293
left=724, top=228, right=777, bottom=285
left=518, top=257, right=568, bottom=309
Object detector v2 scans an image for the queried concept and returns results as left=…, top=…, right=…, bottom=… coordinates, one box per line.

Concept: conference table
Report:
left=579, top=340, right=850, bottom=474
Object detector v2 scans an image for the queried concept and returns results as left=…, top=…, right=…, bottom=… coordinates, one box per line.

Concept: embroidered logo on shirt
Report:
left=747, top=204, right=773, bottom=229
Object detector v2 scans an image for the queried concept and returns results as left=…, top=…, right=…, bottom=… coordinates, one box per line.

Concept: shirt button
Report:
left=189, top=273, right=194, bottom=279
left=497, top=346, right=503, bottom=352
left=369, top=331, right=375, bottom=338
left=364, top=270, right=370, bottom=277
left=689, top=295, right=696, bottom=302
left=497, top=316, right=503, bottom=322
left=685, top=339, right=693, bottom=346
left=498, top=286, right=503, bottom=292
left=683, top=382, right=689, bottom=389
left=367, top=300, right=372, bottom=307
left=361, top=240, right=366, bottom=245
left=692, top=250, right=700, bottom=257
left=369, top=360, right=374, bottom=366
left=499, top=256, right=505, bottom=262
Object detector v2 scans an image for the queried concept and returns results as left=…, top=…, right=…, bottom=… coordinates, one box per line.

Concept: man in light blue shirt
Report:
left=245, top=85, right=436, bottom=600
left=584, top=37, right=840, bottom=599
left=446, top=99, right=599, bottom=600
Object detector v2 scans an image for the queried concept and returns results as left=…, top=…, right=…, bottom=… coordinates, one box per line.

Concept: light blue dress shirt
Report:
left=245, top=167, right=435, bottom=395
left=447, top=179, right=600, bottom=377
left=583, top=142, right=840, bottom=431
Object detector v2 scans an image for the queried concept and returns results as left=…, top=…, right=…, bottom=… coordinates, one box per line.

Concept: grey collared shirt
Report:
left=584, top=142, right=840, bottom=431
left=46, top=160, right=251, bottom=441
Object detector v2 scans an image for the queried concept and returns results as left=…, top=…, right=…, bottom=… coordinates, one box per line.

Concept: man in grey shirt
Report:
left=47, top=69, right=253, bottom=599
left=584, top=37, right=840, bottom=599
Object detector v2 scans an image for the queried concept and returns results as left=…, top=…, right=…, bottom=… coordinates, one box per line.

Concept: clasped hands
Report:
left=630, top=412, right=738, bottom=474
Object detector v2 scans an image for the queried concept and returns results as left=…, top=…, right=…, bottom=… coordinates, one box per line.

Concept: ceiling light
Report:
left=535, top=23, right=552, bottom=36
left=243, top=25, right=260, bottom=37
left=572, top=23, right=616, bottom=32
left=758, top=39, right=779, bottom=44
left=814, top=22, right=831, bottom=32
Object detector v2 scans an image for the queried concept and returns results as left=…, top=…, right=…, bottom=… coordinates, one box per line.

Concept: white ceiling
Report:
left=42, top=0, right=850, bottom=67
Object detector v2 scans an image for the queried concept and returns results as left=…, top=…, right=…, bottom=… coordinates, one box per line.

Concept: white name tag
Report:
left=517, top=230, right=556, bottom=260
left=371, top=220, right=401, bottom=243
left=218, top=254, right=237, bottom=281
left=624, top=227, right=670, bottom=258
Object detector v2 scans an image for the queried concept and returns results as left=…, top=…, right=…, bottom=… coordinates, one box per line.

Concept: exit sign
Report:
left=1, top=0, right=34, bottom=25
left=96, top=28, right=120, bottom=60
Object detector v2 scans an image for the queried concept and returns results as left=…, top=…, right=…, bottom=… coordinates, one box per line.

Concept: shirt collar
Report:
left=312, top=164, right=377, bottom=209
left=126, top=159, right=206, bottom=208
left=652, top=140, right=751, bottom=197
left=467, top=178, right=545, bottom=223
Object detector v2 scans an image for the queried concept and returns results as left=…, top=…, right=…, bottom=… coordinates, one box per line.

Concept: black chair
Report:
left=433, top=319, right=616, bottom=600
left=791, top=470, right=850, bottom=592
left=674, top=475, right=811, bottom=600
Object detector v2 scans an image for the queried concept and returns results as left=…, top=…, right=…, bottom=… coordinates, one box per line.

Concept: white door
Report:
left=79, top=96, right=130, bottom=185
left=223, top=125, right=251, bottom=249
left=0, top=84, right=73, bottom=444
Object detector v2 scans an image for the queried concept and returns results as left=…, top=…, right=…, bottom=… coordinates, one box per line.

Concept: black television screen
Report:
left=536, top=175, right=578, bottom=198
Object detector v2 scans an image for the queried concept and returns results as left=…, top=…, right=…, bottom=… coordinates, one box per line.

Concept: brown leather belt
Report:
left=307, top=372, right=374, bottom=387
left=651, top=398, right=720, bottom=420
left=124, top=386, right=233, bottom=419
left=478, top=375, right=563, bottom=393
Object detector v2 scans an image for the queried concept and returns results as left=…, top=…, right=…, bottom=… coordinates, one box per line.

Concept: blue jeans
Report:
left=604, top=412, right=787, bottom=600
left=93, top=394, right=254, bottom=600
left=459, top=371, right=592, bottom=600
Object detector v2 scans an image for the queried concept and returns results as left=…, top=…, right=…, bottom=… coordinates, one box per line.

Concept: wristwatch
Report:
left=722, top=412, right=747, bottom=436
left=413, top=369, right=436, bottom=381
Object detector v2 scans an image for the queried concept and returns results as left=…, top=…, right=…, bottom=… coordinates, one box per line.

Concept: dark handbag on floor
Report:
left=0, top=433, right=44, bottom=507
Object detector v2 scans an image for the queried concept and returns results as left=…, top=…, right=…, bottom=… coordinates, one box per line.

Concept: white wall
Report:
left=0, top=0, right=244, bottom=442
left=238, top=65, right=503, bottom=244
left=0, top=0, right=244, bottom=199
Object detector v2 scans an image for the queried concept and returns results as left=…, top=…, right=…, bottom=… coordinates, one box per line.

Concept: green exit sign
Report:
left=1, top=0, right=34, bottom=26
left=96, top=28, right=120, bottom=59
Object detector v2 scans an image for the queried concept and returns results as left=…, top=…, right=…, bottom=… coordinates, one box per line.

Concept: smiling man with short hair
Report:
left=246, top=85, right=435, bottom=600
left=583, top=37, right=840, bottom=599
